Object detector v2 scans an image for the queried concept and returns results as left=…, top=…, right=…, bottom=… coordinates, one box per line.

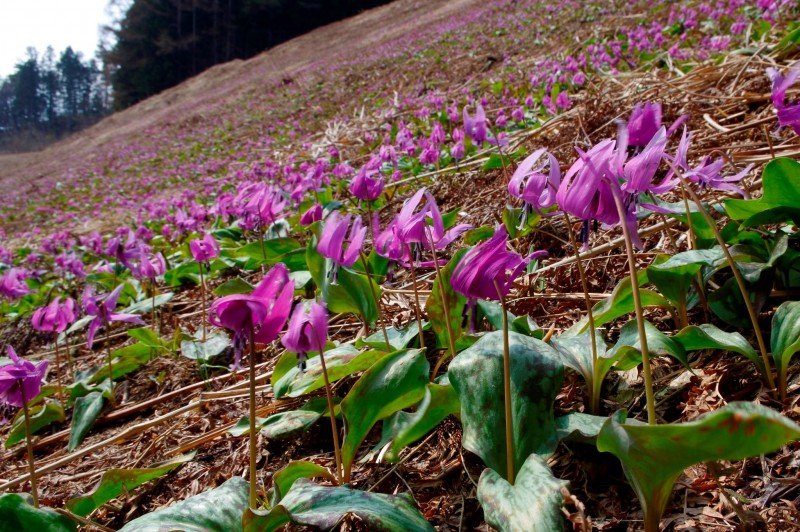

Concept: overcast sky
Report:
left=0, top=0, right=115, bottom=76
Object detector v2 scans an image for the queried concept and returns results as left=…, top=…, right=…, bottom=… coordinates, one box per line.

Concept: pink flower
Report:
left=190, top=233, right=220, bottom=263
left=0, top=346, right=48, bottom=408
left=281, top=301, right=327, bottom=371
left=318, top=211, right=366, bottom=269
left=83, top=285, right=146, bottom=350
left=31, top=297, right=77, bottom=334
left=767, top=65, right=800, bottom=135
left=209, top=264, right=294, bottom=370
left=0, top=268, right=33, bottom=299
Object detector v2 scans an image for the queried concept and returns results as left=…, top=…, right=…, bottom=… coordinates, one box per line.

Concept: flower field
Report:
left=2, top=0, right=800, bottom=529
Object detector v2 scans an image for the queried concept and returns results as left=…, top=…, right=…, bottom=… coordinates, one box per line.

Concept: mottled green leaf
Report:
left=180, top=333, right=231, bottom=362
left=66, top=453, right=195, bottom=517
left=68, top=391, right=106, bottom=450
left=355, top=322, right=423, bottom=351
left=449, top=331, right=563, bottom=478
left=118, top=476, right=248, bottom=532
left=5, top=400, right=65, bottom=448
left=725, top=158, right=800, bottom=227
left=269, top=461, right=336, bottom=507
left=674, top=324, right=762, bottom=375
left=771, top=301, right=800, bottom=398
left=0, top=493, right=76, bottom=531
left=426, top=249, right=467, bottom=349
left=597, top=403, right=800, bottom=531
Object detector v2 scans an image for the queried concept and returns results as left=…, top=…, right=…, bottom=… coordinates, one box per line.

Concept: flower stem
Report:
left=678, top=179, right=778, bottom=397
left=427, top=227, right=458, bottom=379
left=199, top=264, right=207, bottom=343
left=20, top=386, right=38, bottom=507
left=63, top=333, right=74, bottom=381
left=563, top=213, right=601, bottom=415
left=151, top=279, right=157, bottom=336
left=360, top=252, right=391, bottom=351
left=406, top=244, right=425, bottom=350
left=248, top=328, right=258, bottom=508
left=53, top=339, right=64, bottom=402
left=496, top=281, right=515, bottom=484
left=610, top=189, right=656, bottom=425
left=316, top=336, right=343, bottom=484
left=104, top=320, right=116, bottom=408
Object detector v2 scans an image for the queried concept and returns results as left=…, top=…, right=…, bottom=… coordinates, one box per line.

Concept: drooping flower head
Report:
left=281, top=300, right=328, bottom=372
left=83, top=284, right=146, bottom=350
left=190, top=233, right=220, bottom=263
left=209, top=263, right=294, bottom=370
left=451, top=225, right=546, bottom=330
left=766, top=64, right=800, bottom=135
left=0, top=268, right=33, bottom=300
left=627, top=102, right=662, bottom=147
left=132, top=252, right=167, bottom=280
left=463, top=102, right=489, bottom=145
left=318, top=211, right=366, bottom=282
left=31, top=296, right=77, bottom=334
left=349, top=166, right=385, bottom=202
left=299, top=204, right=323, bottom=226
left=507, top=148, right=561, bottom=220
left=0, top=346, right=48, bottom=408
left=396, top=188, right=472, bottom=256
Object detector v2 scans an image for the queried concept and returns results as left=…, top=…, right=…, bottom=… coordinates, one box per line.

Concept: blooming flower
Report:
left=190, top=233, right=220, bottom=263
left=83, top=285, right=146, bottom=350
left=318, top=210, right=366, bottom=274
left=766, top=64, right=800, bottom=135
left=281, top=301, right=327, bottom=372
left=132, top=252, right=167, bottom=280
left=0, top=346, right=48, bottom=408
left=463, top=102, right=489, bottom=145
left=507, top=148, right=561, bottom=214
left=348, top=166, right=384, bottom=201
left=299, top=204, right=323, bottom=226
left=451, top=225, right=546, bottom=329
left=0, top=268, right=33, bottom=299
left=31, top=296, right=77, bottom=333
left=209, top=263, right=294, bottom=370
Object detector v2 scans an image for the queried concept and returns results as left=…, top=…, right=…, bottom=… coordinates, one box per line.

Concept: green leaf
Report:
left=381, top=383, right=461, bottom=462
left=555, top=412, right=607, bottom=445
left=127, top=327, right=165, bottom=348
left=550, top=329, right=613, bottom=414
left=66, top=453, right=195, bottom=517
left=476, top=299, right=516, bottom=332
left=0, top=493, right=76, bottom=531
left=648, top=249, right=724, bottom=308
left=477, top=455, right=568, bottom=532
left=568, top=271, right=670, bottom=334
left=771, top=301, right=800, bottom=397
left=118, top=476, right=248, bottom=532
left=164, top=262, right=201, bottom=286
left=426, top=249, right=467, bottom=349
left=306, top=235, right=379, bottom=323
left=68, top=391, right=106, bottom=451
left=269, top=461, right=336, bottom=507
left=273, top=346, right=386, bottom=399
left=237, top=238, right=302, bottom=264
left=708, top=273, right=772, bottom=328
left=725, top=158, right=800, bottom=227
left=244, top=479, right=434, bottom=532
left=120, top=292, right=174, bottom=314
left=5, top=400, right=65, bottom=448
left=598, top=403, right=800, bottom=530
left=608, top=320, right=690, bottom=371
left=228, top=398, right=329, bottom=439
left=355, top=322, right=423, bottom=351
left=449, top=331, right=564, bottom=478
left=674, top=324, right=763, bottom=375
left=464, top=226, right=495, bottom=245
left=483, top=153, right=512, bottom=170
left=180, top=333, right=231, bottom=362
left=213, top=278, right=255, bottom=296
left=341, top=349, right=429, bottom=478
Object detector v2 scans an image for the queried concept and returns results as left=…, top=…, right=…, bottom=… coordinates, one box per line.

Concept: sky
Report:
left=0, top=0, right=115, bottom=77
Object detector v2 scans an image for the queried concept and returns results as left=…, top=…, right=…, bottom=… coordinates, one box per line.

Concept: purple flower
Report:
left=318, top=211, right=366, bottom=269
left=507, top=148, right=561, bottom=213
left=190, top=233, right=220, bottom=263
left=452, top=226, right=546, bottom=329
left=397, top=188, right=472, bottom=254
left=627, top=102, right=662, bottom=146
left=349, top=167, right=384, bottom=202
left=0, top=346, right=48, bottom=408
left=281, top=301, right=327, bottom=371
left=209, top=264, right=294, bottom=370
left=31, top=297, right=77, bottom=333
left=622, top=126, right=671, bottom=194
left=83, top=285, right=146, bottom=350
left=767, top=65, right=800, bottom=135
left=463, top=103, right=489, bottom=145
left=132, top=252, right=167, bottom=280
left=0, top=268, right=33, bottom=299
left=556, top=139, right=619, bottom=226
left=299, top=204, right=323, bottom=226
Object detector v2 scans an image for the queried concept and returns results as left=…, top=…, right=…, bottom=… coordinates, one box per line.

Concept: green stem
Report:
left=360, top=252, right=391, bottom=351
left=199, top=264, right=207, bottom=343
left=610, top=189, right=656, bottom=425
left=563, top=214, right=601, bottom=415
left=406, top=244, right=425, bottom=350
left=151, top=279, right=157, bottom=336
left=678, top=179, right=778, bottom=397
left=20, top=386, right=39, bottom=507
left=248, top=329, right=258, bottom=508
left=64, top=332, right=74, bottom=381
left=496, top=281, right=515, bottom=484
left=54, top=338, right=64, bottom=402
left=427, top=228, right=458, bottom=379
left=315, top=335, right=343, bottom=484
